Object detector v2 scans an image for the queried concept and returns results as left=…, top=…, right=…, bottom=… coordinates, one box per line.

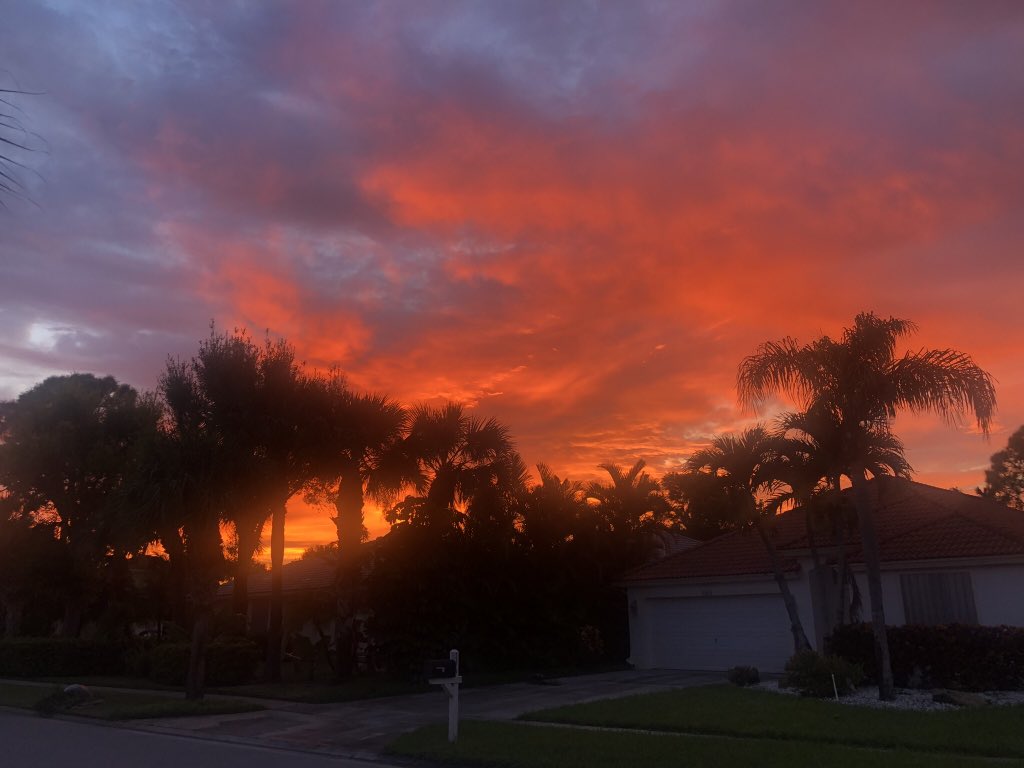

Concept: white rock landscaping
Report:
left=753, top=680, right=1024, bottom=712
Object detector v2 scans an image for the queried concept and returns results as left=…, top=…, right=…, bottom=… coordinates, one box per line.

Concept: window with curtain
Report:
left=900, top=571, right=978, bottom=625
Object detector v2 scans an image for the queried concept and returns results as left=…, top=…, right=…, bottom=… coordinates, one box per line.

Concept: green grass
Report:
left=524, top=685, right=1024, bottom=759
left=389, top=721, right=1017, bottom=768
left=0, top=681, right=53, bottom=709
left=35, top=675, right=181, bottom=691
left=210, top=676, right=430, bottom=703
left=0, top=681, right=263, bottom=720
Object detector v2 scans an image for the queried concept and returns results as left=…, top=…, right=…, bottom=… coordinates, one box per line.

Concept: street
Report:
left=0, top=710, right=399, bottom=768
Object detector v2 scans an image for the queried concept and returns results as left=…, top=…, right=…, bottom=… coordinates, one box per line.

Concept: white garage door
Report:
left=646, top=594, right=795, bottom=672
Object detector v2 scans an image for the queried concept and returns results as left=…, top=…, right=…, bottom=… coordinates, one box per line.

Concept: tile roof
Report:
left=624, top=477, right=1024, bottom=583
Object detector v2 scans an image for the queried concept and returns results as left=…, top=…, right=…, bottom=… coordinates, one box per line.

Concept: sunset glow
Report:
left=3, top=2, right=1023, bottom=559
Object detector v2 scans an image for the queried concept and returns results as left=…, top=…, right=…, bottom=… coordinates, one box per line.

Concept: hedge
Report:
left=0, top=639, right=129, bottom=677
left=827, top=623, right=1024, bottom=691
left=148, top=640, right=260, bottom=687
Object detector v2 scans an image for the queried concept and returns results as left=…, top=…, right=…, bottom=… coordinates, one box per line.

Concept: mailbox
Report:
left=424, top=658, right=457, bottom=679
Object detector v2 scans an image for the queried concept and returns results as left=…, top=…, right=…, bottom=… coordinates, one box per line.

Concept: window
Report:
left=900, top=572, right=978, bottom=625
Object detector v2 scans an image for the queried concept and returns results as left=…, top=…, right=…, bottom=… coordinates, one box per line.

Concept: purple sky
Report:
left=3, top=1, right=1023, bottom=555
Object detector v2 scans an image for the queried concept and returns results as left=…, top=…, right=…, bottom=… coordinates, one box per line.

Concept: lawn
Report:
left=390, top=685, right=1024, bottom=767
left=524, top=685, right=1024, bottom=759
left=389, top=721, right=1017, bottom=768
left=30, top=672, right=427, bottom=704
left=0, top=681, right=263, bottom=720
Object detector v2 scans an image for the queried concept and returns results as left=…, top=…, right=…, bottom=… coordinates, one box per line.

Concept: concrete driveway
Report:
left=129, top=669, right=720, bottom=758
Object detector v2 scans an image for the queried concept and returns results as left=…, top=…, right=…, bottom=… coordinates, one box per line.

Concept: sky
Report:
left=3, top=1, right=1023, bottom=560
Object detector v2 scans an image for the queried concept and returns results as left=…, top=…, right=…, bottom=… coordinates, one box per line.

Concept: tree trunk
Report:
left=334, top=469, right=364, bottom=680
left=2, top=599, right=23, bottom=638
left=803, top=496, right=834, bottom=642
left=850, top=469, right=895, bottom=700
left=61, top=600, right=83, bottom=638
left=184, top=510, right=221, bottom=701
left=232, top=568, right=250, bottom=620
left=185, top=592, right=211, bottom=700
left=834, top=513, right=850, bottom=626
left=755, top=519, right=811, bottom=653
left=266, top=501, right=286, bottom=682
left=232, top=518, right=265, bottom=619
left=160, top=526, right=189, bottom=629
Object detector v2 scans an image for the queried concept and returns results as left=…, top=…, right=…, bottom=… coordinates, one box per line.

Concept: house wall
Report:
left=849, top=561, right=1024, bottom=628
left=628, top=559, right=1024, bottom=673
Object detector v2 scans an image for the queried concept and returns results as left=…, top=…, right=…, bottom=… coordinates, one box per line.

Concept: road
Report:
left=0, top=710, right=401, bottom=768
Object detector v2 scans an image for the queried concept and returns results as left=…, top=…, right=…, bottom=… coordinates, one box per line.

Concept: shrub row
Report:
left=827, top=623, right=1024, bottom=691
left=0, top=637, right=259, bottom=687
left=0, top=639, right=128, bottom=677
left=148, top=640, right=260, bottom=687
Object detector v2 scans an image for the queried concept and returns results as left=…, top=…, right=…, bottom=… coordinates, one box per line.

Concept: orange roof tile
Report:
left=624, top=478, right=1024, bottom=583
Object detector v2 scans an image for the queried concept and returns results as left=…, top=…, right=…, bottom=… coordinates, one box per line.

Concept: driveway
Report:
left=129, top=669, right=720, bottom=758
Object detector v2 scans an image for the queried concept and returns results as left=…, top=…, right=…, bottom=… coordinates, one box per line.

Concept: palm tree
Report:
left=521, top=464, right=588, bottom=552
left=686, top=427, right=812, bottom=653
left=151, top=359, right=230, bottom=700
left=307, top=373, right=412, bottom=678
left=187, top=329, right=317, bottom=682
left=403, top=402, right=527, bottom=531
left=738, top=312, right=996, bottom=699
left=584, top=460, right=674, bottom=576
left=772, top=406, right=911, bottom=631
left=0, top=85, right=42, bottom=208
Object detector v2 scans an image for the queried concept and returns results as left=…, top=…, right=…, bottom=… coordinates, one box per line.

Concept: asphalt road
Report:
left=0, top=710, right=400, bottom=768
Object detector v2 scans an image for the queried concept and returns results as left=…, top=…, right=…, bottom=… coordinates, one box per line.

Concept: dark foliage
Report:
left=147, top=639, right=260, bottom=686
left=726, top=665, right=761, bottom=686
left=828, top=623, right=1024, bottom=691
left=0, top=639, right=129, bottom=677
left=979, top=425, right=1024, bottom=510
left=781, top=649, right=863, bottom=698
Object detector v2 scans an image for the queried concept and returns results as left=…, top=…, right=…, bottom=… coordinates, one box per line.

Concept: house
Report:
left=623, top=477, right=1024, bottom=672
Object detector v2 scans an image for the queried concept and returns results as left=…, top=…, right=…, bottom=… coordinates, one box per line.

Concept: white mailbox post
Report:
left=427, top=648, right=462, bottom=743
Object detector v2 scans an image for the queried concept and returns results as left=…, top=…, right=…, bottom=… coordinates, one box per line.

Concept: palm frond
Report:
left=890, top=348, right=997, bottom=433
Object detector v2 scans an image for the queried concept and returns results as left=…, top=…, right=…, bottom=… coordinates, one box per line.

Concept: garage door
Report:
left=646, top=594, right=795, bottom=672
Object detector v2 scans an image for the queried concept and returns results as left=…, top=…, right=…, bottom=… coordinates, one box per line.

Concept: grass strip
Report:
left=389, top=721, right=1017, bottom=768
left=0, top=681, right=262, bottom=720
left=524, top=685, right=1024, bottom=759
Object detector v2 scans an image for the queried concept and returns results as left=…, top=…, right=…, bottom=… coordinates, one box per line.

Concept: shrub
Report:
left=781, top=649, right=863, bottom=698
left=827, top=623, right=1024, bottom=691
left=0, top=639, right=128, bottom=677
left=727, top=665, right=760, bottom=686
left=147, top=640, right=260, bottom=687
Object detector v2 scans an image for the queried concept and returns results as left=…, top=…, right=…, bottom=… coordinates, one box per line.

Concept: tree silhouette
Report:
left=738, top=312, right=996, bottom=699
left=772, top=406, right=910, bottom=630
left=305, top=373, right=413, bottom=679
left=151, top=359, right=230, bottom=700
left=0, top=374, right=160, bottom=636
left=978, top=425, right=1024, bottom=510
left=685, top=426, right=812, bottom=653
left=397, top=402, right=527, bottom=531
